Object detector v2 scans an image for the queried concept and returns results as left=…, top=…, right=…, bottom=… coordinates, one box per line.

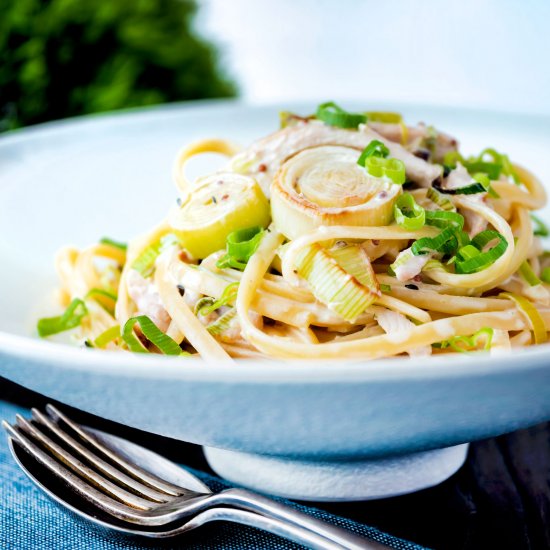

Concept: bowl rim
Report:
left=2, top=330, right=549, bottom=384
left=1, top=99, right=549, bottom=385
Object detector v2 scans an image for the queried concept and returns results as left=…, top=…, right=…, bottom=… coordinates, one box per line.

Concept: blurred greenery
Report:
left=0, top=0, right=237, bottom=131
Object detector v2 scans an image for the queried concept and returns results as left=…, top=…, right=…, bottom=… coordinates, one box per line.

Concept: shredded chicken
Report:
left=368, top=122, right=459, bottom=162
left=443, top=162, right=471, bottom=191
left=126, top=269, right=171, bottom=331
left=461, top=204, right=488, bottom=236
left=376, top=309, right=431, bottom=357
left=499, top=275, right=550, bottom=306
left=392, top=250, right=433, bottom=282
left=231, top=120, right=442, bottom=196
left=444, top=163, right=488, bottom=236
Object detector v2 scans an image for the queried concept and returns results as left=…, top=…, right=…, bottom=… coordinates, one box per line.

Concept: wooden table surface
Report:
left=2, top=377, right=549, bottom=550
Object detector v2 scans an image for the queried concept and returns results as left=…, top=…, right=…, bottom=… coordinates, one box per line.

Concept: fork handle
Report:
left=211, top=487, right=390, bottom=550
left=161, top=506, right=350, bottom=549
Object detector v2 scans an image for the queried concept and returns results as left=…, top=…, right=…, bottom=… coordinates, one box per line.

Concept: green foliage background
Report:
left=0, top=0, right=237, bottom=131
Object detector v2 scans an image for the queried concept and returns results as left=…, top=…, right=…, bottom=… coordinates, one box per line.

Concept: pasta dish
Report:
left=37, top=103, right=550, bottom=362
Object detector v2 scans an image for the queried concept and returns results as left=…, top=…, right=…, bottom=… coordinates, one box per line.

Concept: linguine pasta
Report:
left=38, top=103, right=550, bottom=362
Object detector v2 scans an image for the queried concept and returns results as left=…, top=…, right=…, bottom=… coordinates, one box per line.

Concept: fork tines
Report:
left=1, top=404, right=187, bottom=518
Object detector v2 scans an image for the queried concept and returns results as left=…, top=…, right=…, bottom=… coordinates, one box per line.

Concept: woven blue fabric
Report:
left=0, top=400, right=428, bottom=549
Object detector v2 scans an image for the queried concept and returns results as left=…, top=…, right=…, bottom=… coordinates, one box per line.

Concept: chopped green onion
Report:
left=216, top=256, right=247, bottom=270
left=438, top=327, right=494, bottom=353
left=131, top=234, right=178, bottom=277
left=472, top=172, right=500, bottom=198
left=464, top=161, right=502, bottom=180
left=444, top=148, right=518, bottom=183
left=454, top=230, right=508, bottom=274
left=500, top=293, right=547, bottom=344
left=227, top=227, right=264, bottom=261
left=37, top=299, right=88, bottom=337
left=99, top=237, right=127, bottom=251
left=456, top=244, right=480, bottom=261
left=541, top=267, right=550, bottom=284
left=195, top=282, right=239, bottom=316
left=193, top=296, right=215, bottom=315
left=316, top=101, right=367, bottom=129
left=412, top=227, right=459, bottom=256
left=531, top=214, right=549, bottom=237
left=86, top=288, right=117, bottom=302
left=443, top=151, right=463, bottom=166
left=357, top=140, right=405, bottom=184
left=383, top=158, right=407, bottom=185
left=426, top=187, right=456, bottom=211
left=394, top=193, right=426, bottom=230
left=295, top=244, right=376, bottom=322
left=363, top=155, right=385, bottom=177
left=380, top=283, right=392, bottom=292
left=519, top=261, right=542, bottom=286
left=85, top=288, right=117, bottom=315
left=131, top=242, right=162, bottom=277
left=472, top=161, right=503, bottom=180
left=207, top=308, right=237, bottom=336
left=357, top=140, right=390, bottom=166
left=478, top=148, right=519, bottom=183
left=122, top=315, right=182, bottom=355
left=424, top=210, right=465, bottom=230
left=94, top=325, right=121, bottom=348
left=363, top=156, right=406, bottom=184
left=433, top=179, right=486, bottom=195
left=216, top=226, right=265, bottom=271
left=365, top=111, right=403, bottom=124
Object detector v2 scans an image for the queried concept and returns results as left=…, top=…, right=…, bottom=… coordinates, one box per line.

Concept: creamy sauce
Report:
left=126, top=269, right=171, bottom=331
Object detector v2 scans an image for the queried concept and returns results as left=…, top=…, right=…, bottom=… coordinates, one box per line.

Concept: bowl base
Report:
left=204, top=443, right=469, bottom=501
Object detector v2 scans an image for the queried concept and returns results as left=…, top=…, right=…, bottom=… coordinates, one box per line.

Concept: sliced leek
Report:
left=328, top=243, right=380, bottom=296
left=271, top=146, right=401, bottom=239
left=294, top=243, right=377, bottom=322
left=500, top=293, right=547, bottom=344
left=169, top=172, right=270, bottom=259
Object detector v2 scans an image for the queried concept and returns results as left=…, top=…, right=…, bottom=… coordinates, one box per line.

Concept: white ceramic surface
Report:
left=204, top=443, right=469, bottom=501
left=0, top=102, right=549, bottom=497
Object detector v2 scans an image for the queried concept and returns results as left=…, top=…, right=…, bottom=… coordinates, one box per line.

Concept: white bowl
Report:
left=1, top=100, right=549, bottom=499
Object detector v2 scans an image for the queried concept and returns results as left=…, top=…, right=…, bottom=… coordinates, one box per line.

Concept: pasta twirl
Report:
left=38, top=103, right=550, bottom=360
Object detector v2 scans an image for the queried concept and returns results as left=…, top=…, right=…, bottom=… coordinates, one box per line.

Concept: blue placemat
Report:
left=0, top=400, right=428, bottom=549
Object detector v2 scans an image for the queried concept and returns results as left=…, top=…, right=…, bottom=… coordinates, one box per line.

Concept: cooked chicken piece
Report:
left=376, top=309, right=431, bottom=357
left=444, top=163, right=488, bottom=237
left=126, top=269, right=171, bottom=331
left=443, top=163, right=472, bottom=190
left=462, top=204, right=488, bottom=237
left=368, top=121, right=459, bottom=162
left=230, top=120, right=442, bottom=196
left=392, top=249, right=433, bottom=282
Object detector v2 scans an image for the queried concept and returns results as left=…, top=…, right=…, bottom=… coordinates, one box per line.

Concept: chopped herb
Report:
left=37, top=299, right=88, bottom=337
left=99, top=237, right=127, bottom=251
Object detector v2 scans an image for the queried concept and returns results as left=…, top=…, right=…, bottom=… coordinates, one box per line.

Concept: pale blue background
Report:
left=198, top=0, right=550, bottom=115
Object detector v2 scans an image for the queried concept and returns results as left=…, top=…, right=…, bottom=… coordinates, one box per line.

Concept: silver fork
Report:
left=3, top=405, right=388, bottom=550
